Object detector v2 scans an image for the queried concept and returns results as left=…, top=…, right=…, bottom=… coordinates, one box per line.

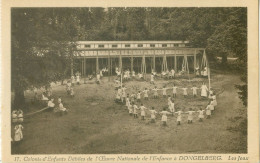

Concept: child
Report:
left=169, top=100, right=175, bottom=115
left=197, top=108, right=205, bottom=122
left=175, top=110, right=184, bottom=125
left=208, top=89, right=213, bottom=99
left=66, top=81, right=71, bottom=95
left=203, top=67, right=208, bottom=77
left=167, top=96, right=172, bottom=106
left=132, top=71, right=136, bottom=77
left=48, top=98, right=55, bottom=111
left=58, top=97, right=62, bottom=104
left=143, top=88, right=149, bottom=100
left=160, top=107, right=171, bottom=126
left=153, top=86, right=159, bottom=99
left=191, top=86, right=198, bottom=97
left=172, top=84, right=178, bottom=97
left=205, top=102, right=211, bottom=119
left=133, top=103, right=139, bottom=118
left=149, top=107, right=157, bottom=123
left=12, top=110, right=18, bottom=123
left=71, top=75, right=75, bottom=86
left=170, top=69, right=175, bottom=79
left=201, top=82, right=208, bottom=98
left=59, top=102, right=68, bottom=114
left=115, top=92, right=121, bottom=103
left=182, top=87, right=188, bottom=97
left=128, top=103, right=133, bottom=116
left=14, top=124, right=23, bottom=143
left=162, top=86, right=169, bottom=98
left=140, top=104, right=147, bottom=120
left=76, top=74, right=80, bottom=85
left=186, top=108, right=196, bottom=124
left=212, top=93, right=217, bottom=108
left=209, top=99, right=215, bottom=114
left=96, top=73, right=101, bottom=84
left=17, top=109, right=23, bottom=123
left=150, top=74, right=155, bottom=84
left=70, top=87, right=75, bottom=97
left=137, top=91, right=141, bottom=102
left=125, top=94, right=130, bottom=108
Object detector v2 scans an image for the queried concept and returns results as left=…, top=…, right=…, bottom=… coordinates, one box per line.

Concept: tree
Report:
left=11, top=8, right=84, bottom=108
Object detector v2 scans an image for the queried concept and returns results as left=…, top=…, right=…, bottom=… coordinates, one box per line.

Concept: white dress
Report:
left=137, top=93, right=141, bottom=99
left=14, top=125, right=23, bottom=141
left=173, top=87, right=177, bottom=94
left=191, top=87, right=198, bottom=95
left=162, top=88, right=167, bottom=96
left=176, top=111, right=182, bottom=121
left=133, top=105, right=138, bottom=114
left=140, top=106, right=146, bottom=116
left=128, top=105, right=133, bottom=114
left=201, top=85, right=208, bottom=97
left=198, top=110, right=204, bottom=118
left=150, top=110, right=157, bottom=119
left=206, top=105, right=211, bottom=115
left=169, top=102, right=175, bottom=112
left=187, top=111, right=195, bottom=121
left=183, top=88, right=188, bottom=95
left=161, top=111, right=169, bottom=122
left=153, top=89, right=158, bottom=96
left=151, top=75, right=154, bottom=82
left=144, top=90, right=148, bottom=98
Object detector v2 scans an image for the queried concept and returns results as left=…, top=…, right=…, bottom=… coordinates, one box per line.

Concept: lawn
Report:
left=11, top=71, right=247, bottom=154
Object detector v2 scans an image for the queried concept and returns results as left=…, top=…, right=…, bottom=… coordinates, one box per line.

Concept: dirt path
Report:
left=12, top=73, right=246, bottom=154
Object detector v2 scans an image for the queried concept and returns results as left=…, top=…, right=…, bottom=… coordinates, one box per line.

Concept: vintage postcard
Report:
left=1, top=0, right=259, bottom=162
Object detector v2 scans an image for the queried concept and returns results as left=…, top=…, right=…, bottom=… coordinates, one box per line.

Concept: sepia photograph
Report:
left=9, top=7, right=250, bottom=155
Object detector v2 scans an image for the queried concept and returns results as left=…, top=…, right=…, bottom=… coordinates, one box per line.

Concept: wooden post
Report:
left=153, top=50, right=156, bottom=72
left=108, top=51, right=111, bottom=81
left=194, top=49, right=197, bottom=74
left=131, top=50, right=133, bottom=73
left=174, top=50, right=177, bottom=72
left=96, top=51, right=99, bottom=74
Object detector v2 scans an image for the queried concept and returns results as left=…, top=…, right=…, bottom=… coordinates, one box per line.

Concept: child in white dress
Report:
left=58, top=97, right=62, bottom=104
left=143, top=88, right=149, bottom=100
left=209, top=99, right=215, bottom=114
left=70, top=88, right=75, bottom=97
left=197, top=108, right=205, bottom=122
left=212, top=93, right=217, bottom=108
left=14, top=124, right=23, bottom=142
left=201, top=82, right=208, bottom=98
left=150, top=74, right=155, bottom=84
left=12, top=110, right=18, bottom=123
left=153, top=86, right=159, bottom=99
left=160, top=107, right=171, bottom=126
left=191, top=86, right=198, bottom=97
left=137, top=91, right=141, bottom=102
left=172, top=84, right=178, bottom=97
left=186, top=108, right=196, bottom=124
left=17, top=109, right=23, bottom=123
left=162, top=86, right=169, bottom=98
left=133, top=103, right=139, bottom=118
left=175, top=110, right=184, bottom=125
left=205, top=102, right=211, bottom=119
left=169, top=100, right=175, bottom=115
left=140, top=104, right=147, bottom=120
left=149, top=107, right=157, bottom=123
left=76, top=74, right=80, bottom=85
left=128, top=103, right=133, bottom=116
left=182, top=87, right=188, bottom=97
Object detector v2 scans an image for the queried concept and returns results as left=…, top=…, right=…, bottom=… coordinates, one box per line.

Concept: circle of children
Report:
left=11, top=66, right=211, bottom=143
left=114, top=67, right=217, bottom=126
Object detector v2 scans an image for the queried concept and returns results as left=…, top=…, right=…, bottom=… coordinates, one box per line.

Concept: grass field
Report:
left=11, top=71, right=247, bottom=154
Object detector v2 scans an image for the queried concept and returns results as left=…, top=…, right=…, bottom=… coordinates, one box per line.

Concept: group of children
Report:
left=48, top=97, right=69, bottom=115
left=115, top=82, right=217, bottom=126
left=11, top=109, right=24, bottom=143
